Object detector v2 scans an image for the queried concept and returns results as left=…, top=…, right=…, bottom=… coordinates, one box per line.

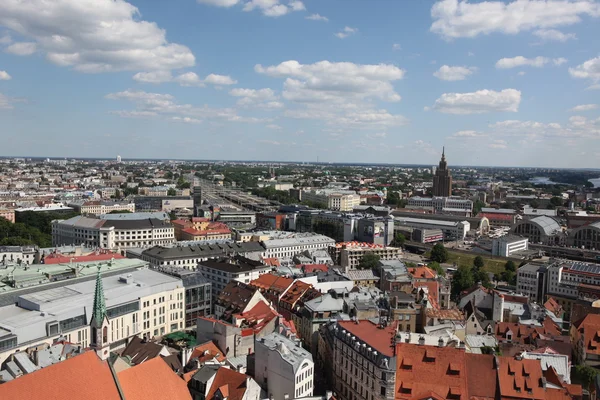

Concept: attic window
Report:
left=401, top=358, right=413, bottom=370
left=424, top=349, right=436, bottom=362
left=448, top=363, right=461, bottom=375
left=399, top=382, right=412, bottom=394
left=448, top=387, right=462, bottom=399
left=508, top=363, right=515, bottom=376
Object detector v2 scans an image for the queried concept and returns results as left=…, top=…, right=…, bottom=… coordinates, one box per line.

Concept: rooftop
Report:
left=258, top=332, right=312, bottom=372
left=142, top=241, right=265, bottom=260
left=337, top=320, right=397, bottom=357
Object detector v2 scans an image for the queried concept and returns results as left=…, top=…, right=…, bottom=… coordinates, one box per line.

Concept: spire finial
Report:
left=442, top=146, right=445, bottom=157
left=92, top=266, right=107, bottom=325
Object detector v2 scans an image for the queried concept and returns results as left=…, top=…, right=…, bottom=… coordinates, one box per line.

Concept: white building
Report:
left=0, top=246, right=37, bottom=265
left=77, top=201, right=135, bottom=216
left=0, top=264, right=185, bottom=364
left=516, top=263, right=547, bottom=303
left=198, top=258, right=273, bottom=297
left=492, top=236, right=529, bottom=257
left=394, top=216, right=470, bottom=240
left=407, top=196, right=473, bottom=214
left=51, top=215, right=175, bottom=250
left=255, top=332, right=314, bottom=400
left=301, top=190, right=361, bottom=212
left=262, top=234, right=336, bottom=259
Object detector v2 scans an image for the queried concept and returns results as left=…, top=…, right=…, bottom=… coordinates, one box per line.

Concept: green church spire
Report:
left=92, top=266, right=107, bottom=325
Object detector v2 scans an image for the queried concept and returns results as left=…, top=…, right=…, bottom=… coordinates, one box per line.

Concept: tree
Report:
left=473, top=256, right=485, bottom=270
left=505, top=260, right=516, bottom=272
left=428, top=261, right=445, bottom=277
left=550, top=196, right=564, bottom=208
left=393, top=233, right=406, bottom=248
left=114, top=189, right=121, bottom=199
left=500, top=270, right=516, bottom=285
left=451, top=265, right=475, bottom=299
left=167, top=188, right=177, bottom=196
left=358, top=253, right=381, bottom=270
left=573, top=364, right=599, bottom=391
left=108, top=210, right=132, bottom=214
left=430, top=243, right=448, bottom=263
left=473, top=200, right=485, bottom=215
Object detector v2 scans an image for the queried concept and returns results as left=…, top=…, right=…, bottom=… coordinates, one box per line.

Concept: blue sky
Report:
left=0, top=0, right=599, bottom=167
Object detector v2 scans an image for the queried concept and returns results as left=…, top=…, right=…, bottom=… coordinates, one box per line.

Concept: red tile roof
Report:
left=413, top=281, right=439, bottom=304
left=279, top=280, right=314, bottom=307
left=572, top=314, right=600, bottom=357
left=0, top=351, right=121, bottom=400
left=189, top=341, right=227, bottom=364
left=233, top=300, right=279, bottom=334
left=465, top=353, right=497, bottom=400
left=495, top=319, right=560, bottom=344
left=338, top=320, right=397, bottom=357
left=118, top=357, right=191, bottom=400
left=206, top=367, right=249, bottom=400
left=43, top=252, right=125, bottom=264
left=395, top=344, right=468, bottom=400
left=408, top=266, right=437, bottom=279
left=250, top=273, right=293, bottom=293
left=544, top=297, right=563, bottom=316
left=301, top=264, right=329, bottom=273
left=497, top=356, right=545, bottom=399
left=479, top=213, right=515, bottom=221
left=262, top=257, right=281, bottom=267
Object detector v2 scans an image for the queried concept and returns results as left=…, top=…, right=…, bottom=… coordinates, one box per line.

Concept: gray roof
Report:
left=258, top=332, right=312, bottom=373
left=518, top=216, right=561, bottom=236
left=521, top=351, right=570, bottom=383
left=304, top=294, right=343, bottom=313
left=99, top=211, right=169, bottom=221
left=464, top=334, right=497, bottom=352
left=142, top=241, right=265, bottom=261
left=481, top=208, right=516, bottom=215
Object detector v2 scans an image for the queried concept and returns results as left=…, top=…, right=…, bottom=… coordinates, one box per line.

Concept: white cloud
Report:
left=258, top=139, right=282, bottom=145
left=110, top=110, right=158, bottom=118
left=133, top=71, right=173, bottom=84
left=204, top=74, right=237, bottom=85
left=569, top=104, right=598, bottom=112
left=5, top=42, right=37, bottom=55
left=553, top=57, right=568, bottom=66
left=450, top=130, right=486, bottom=138
left=229, top=87, right=282, bottom=108
left=306, top=13, right=328, bottom=21
left=197, top=0, right=240, bottom=7
left=0, top=70, right=11, bottom=80
left=266, top=124, right=282, bottom=130
left=518, top=71, right=526, bottom=76
left=496, top=56, right=553, bottom=69
left=174, top=72, right=204, bottom=87
left=433, top=65, right=477, bottom=81
left=569, top=56, right=600, bottom=82
left=489, top=139, right=507, bottom=149
left=172, top=116, right=202, bottom=124
left=255, top=60, right=405, bottom=103
left=392, top=43, right=401, bottom=51
left=587, top=84, right=600, bottom=90
left=533, top=28, right=576, bottom=42
left=366, top=132, right=387, bottom=139
left=488, top=117, right=600, bottom=139
left=430, top=0, right=600, bottom=39
left=432, top=89, right=521, bottom=114
left=0, top=0, right=195, bottom=73
left=0, top=35, right=12, bottom=45
left=335, top=26, right=358, bottom=39
left=107, top=89, right=271, bottom=124
left=243, top=0, right=305, bottom=17
left=0, top=93, right=13, bottom=109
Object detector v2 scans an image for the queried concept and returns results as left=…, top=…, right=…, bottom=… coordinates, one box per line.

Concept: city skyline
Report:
left=1, top=0, right=600, bottom=167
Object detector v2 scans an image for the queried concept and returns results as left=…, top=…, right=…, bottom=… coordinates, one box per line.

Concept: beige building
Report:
left=0, top=208, right=15, bottom=223
left=78, top=201, right=136, bottom=216
left=329, top=242, right=402, bottom=269
left=0, top=264, right=185, bottom=364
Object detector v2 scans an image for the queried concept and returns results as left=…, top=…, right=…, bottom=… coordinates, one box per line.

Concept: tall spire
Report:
left=92, top=266, right=107, bottom=325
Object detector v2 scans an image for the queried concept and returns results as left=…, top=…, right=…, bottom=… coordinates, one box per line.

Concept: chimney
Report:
left=325, top=391, right=333, bottom=400
left=418, top=336, right=425, bottom=345
left=284, top=394, right=289, bottom=400
left=438, top=337, right=444, bottom=347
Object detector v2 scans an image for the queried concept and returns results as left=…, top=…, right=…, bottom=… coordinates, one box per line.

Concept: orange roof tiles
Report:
left=572, top=313, right=600, bottom=356
left=0, top=351, right=121, bottom=400
left=497, top=357, right=545, bottom=399
left=465, top=353, right=497, bottom=399
left=233, top=300, right=279, bottom=334
left=43, top=252, right=125, bottom=264
left=118, top=357, right=191, bottom=400
left=279, top=280, right=314, bottom=307
left=495, top=319, right=560, bottom=344
left=250, top=273, right=293, bottom=293
left=300, top=264, right=329, bottom=273
left=408, top=266, right=436, bottom=279
left=338, top=320, right=397, bottom=357
left=206, top=367, right=249, bottom=400
left=413, top=281, right=440, bottom=304
left=544, top=297, right=563, bottom=316
left=189, top=341, right=227, bottom=364
left=262, top=257, right=281, bottom=267
left=395, top=344, right=468, bottom=400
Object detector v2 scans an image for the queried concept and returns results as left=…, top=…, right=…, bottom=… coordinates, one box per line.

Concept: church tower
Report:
left=432, top=147, right=453, bottom=197
left=90, top=267, right=111, bottom=360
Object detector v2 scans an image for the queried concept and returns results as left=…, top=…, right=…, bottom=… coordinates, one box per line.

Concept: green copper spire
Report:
left=92, top=266, right=107, bottom=324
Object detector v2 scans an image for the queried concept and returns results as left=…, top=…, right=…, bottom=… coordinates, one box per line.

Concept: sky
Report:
left=0, top=0, right=600, bottom=168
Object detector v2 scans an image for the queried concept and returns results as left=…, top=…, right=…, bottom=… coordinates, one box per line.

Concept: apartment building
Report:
left=546, top=260, right=600, bottom=317
left=138, top=241, right=266, bottom=270
left=329, top=242, right=402, bottom=270
left=491, top=236, right=529, bottom=257
left=197, top=256, right=273, bottom=298
left=331, top=320, right=398, bottom=400
left=516, top=263, right=548, bottom=303
left=0, top=263, right=185, bottom=364
left=262, top=233, right=336, bottom=260
left=0, top=208, right=15, bottom=223
left=301, top=190, right=361, bottom=212
left=73, top=201, right=135, bottom=216
left=0, top=245, right=37, bottom=265
left=254, top=332, right=315, bottom=399
left=406, top=196, right=473, bottom=215
left=52, top=215, right=175, bottom=250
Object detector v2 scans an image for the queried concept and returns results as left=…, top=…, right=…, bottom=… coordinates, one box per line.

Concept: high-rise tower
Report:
left=90, top=267, right=111, bottom=360
left=432, top=147, right=452, bottom=197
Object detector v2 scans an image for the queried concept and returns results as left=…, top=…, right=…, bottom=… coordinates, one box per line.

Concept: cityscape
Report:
left=2, top=1, right=600, bottom=400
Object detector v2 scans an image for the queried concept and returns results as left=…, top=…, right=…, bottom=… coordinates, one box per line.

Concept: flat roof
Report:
left=395, top=217, right=461, bottom=227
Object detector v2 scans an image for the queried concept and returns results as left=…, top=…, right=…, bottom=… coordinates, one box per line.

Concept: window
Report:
left=380, top=387, right=387, bottom=396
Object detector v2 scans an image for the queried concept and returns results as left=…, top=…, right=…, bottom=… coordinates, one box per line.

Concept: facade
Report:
left=254, top=332, right=314, bottom=399
left=0, top=208, right=15, bottom=223
left=197, top=257, right=273, bottom=298
left=301, top=190, right=361, bottom=211
left=571, top=314, right=600, bottom=368
left=546, top=260, right=600, bottom=317
left=51, top=215, right=175, bottom=250
left=134, top=195, right=192, bottom=212
left=516, top=263, right=548, bottom=303
left=71, top=201, right=135, bottom=216
left=138, top=241, right=266, bottom=270
left=512, top=215, right=564, bottom=245
left=432, top=148, right=452, bottom=197
left=569, top=221, right=600, bottom=250
left=151, top=266, right=211, bottom=328
left=491, top=236, right=529, bottom=257
left=262, top=234, right=335, bottom=260
left=406, top=196, right=472, bottom=215
left=331, top=320, right=397, bottom=400
left=329, top=242, right=402, bottom=270
left=0, top=264, right=185, bottom=364
left=0, top=245, right=37, bottom=265
left=479, top=207, right=518, bottom=227
left=172, top=218, right=232, bottom=242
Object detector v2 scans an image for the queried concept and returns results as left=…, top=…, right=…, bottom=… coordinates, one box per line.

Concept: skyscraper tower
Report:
left=90, top=267, right=110, bottom=360
left=432, top=147, right=453, bottom=197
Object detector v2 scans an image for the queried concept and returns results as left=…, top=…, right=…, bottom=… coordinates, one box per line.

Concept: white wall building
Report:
left=492, top=236, right=529, bottom=257
left=301, top=190, right=361, bottom=212
left=0, top=266, right=185, bottom=364
left=0, top=246, right=37, bottom=265
left=78, top=201, right=135, bottom=216
left=255, top=332, right=314, bottom=400
left=198, top=258, right=273, bottom=297
left=52, top=215, right=175, bottom=250
left=262, top=234, right=336, bottom=259
left=407, top=196, right=473, bottom=214
left=394, top=217, right=470, bottom=240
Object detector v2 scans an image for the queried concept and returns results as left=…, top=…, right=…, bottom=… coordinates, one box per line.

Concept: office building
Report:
left=479, top=208, right=518, bottom=227
left=69, top=201, right=135, bottom=216
left=300, top=190, right=361, bottom=211
left=329, top=242, right=402, bottom=270
left=254, top=332, right=314, bottom=400
left=491, top=236, right=529, bottom=257
left=546, top=260, right=600, bottom=316
left=0, top=245, right=37, bottom=265
left=134, top=195, right=192, bottom=212
left=137, top=241, right=266, bottom=270
left=197, top=256, right=273, bottom=297
left=261, top=233, right=335, bottom=260
left=432, top=147, right=452, bottom=197
left=394, top=216, right=470, bottom=240
left=0, top=262, right=185, bottom=364
left=406, top=196, right=472, bottom=215
left=51, top=215, right=175, bottom=250
left=516, top=263, right=548, bottom=303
